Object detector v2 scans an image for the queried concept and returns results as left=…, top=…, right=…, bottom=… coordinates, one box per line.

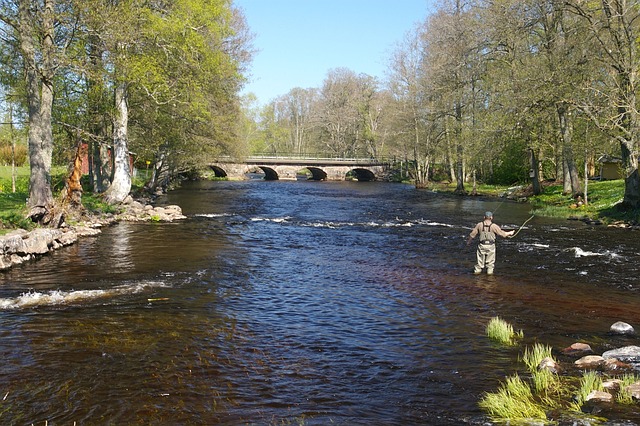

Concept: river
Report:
left=0, top=180, right=639, bottom=425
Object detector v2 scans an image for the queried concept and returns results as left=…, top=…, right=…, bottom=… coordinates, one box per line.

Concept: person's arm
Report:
left=467, top=223, right=480, bottom=245
left=492, top=224, right=515, bottom=238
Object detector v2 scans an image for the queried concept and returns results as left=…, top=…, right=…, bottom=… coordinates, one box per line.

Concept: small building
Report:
left=597, top=155, right=624, bottom=180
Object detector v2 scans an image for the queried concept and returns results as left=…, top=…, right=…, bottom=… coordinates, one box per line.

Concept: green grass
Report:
left=616, top=373, right=640, bottom=405
left=571, top=371, right=603, bottom=412
left=479, top=374, right=548, bottom=422
left=521, top=343, right=554, bottom=373
left=486, top=316, right=523, bottom=346
left=530, top=179, right=640, bottom=223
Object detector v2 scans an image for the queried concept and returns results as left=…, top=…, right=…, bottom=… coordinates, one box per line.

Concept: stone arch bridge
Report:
left=210, top=156, right=391, bottom=181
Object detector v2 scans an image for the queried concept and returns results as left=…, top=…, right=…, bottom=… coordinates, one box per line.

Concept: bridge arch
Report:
left=210, top=165, right=228, bottom=178
left=349, top=168, right=376, bottom=182
left=307, top=167, right=328, bottom=181
left=257, top=166, right=279, bottom=180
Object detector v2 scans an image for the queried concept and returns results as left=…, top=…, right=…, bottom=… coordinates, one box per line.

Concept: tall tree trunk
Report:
left=87, top=35, right=111, bottom=193
left=454, top=102, right=465, bottom=194
left=617, top=77, right=640, bottom=209
left=19, top=0, right=55, bottom=223
left=558, top=103, right=581, bottom=195
left=529, top=148, right=541, bottom=195
left=103, top=82, right=131, bottom=204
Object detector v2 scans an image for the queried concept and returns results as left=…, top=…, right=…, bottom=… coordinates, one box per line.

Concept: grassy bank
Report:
left=426, top=179, right=637, bottom=224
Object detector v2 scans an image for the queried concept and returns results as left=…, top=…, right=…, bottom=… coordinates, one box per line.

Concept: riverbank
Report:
left=0, top=195, right=186, bottom=271
left=426, top=179, right=640, bottom=229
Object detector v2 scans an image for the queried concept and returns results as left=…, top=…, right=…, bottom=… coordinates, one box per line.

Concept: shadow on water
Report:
left=0, top=179, right=639, bottom=424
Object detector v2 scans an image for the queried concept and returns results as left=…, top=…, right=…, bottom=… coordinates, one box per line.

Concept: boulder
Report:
left=602, top=346, right=640, bottom=363
left=602, top=379, right=621, bottom=392
left=586, top=390, right=613, bottom=403
left=610, top=321, right=635, bottom=335
left=603, top=358, right=632, bottom=372
left=562, top=342, right=593, bottom=356
left=626, top=383, right=640, bottom=400
left=575, top=355, right=605, bottom=368
left=538, top=357, right=560, bottom=374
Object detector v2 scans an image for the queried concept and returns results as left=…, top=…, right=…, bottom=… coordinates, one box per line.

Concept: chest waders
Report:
left=475, top=222, right=497, bottom=275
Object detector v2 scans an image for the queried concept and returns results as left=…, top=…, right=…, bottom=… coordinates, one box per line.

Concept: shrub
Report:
left=0, top=144, right=28, bottom=166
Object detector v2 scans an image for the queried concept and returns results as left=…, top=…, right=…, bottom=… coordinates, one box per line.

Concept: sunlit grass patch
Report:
left=479, top=374, right=547, bottom=422
left=521, top=343, right=553, bottom=373
left=486, top=316, right=523, bottom=346
left=616, top=373, right=640, bottom=405
left=571, top=371, right=604, bottom=411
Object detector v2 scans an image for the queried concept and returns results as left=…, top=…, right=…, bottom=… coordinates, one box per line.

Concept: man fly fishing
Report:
left=466, top=211, right=514, bottom=275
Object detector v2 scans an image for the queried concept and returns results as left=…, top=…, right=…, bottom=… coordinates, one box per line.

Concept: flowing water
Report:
left=1, top=180, right=639, bottom=425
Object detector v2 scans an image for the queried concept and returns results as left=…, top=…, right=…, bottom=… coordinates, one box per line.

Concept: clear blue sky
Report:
left=234, top=0, right=434, bottom=106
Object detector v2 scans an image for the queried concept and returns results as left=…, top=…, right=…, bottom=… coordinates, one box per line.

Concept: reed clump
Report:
left=570, top=371, right=603, bottom=412
left=486, top=316, right=523, bottom=346
left=479, top=374, right=547, bottom=422
left=615, top=373, right=640, bottom=405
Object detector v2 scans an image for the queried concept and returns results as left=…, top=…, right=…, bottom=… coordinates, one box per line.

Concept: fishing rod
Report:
left=510, top=214, right=535, bottom=238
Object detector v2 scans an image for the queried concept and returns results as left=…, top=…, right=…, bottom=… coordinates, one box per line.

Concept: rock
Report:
left=602, top=346, right=640, bottom=363
left=538, top=357, right=560, bottom=374
left=57, top=230, right=78, bottom=246
left=626, top=383, right=640, bottom=400
left=602, top=379, right=621, bottom=392
left=562, top=342, right=593, bottom=356
left=586, top=390, right=613, bottom=403
left=0, top=196, right=185, bottom=272
left=610, top=321, right=635, bottom=335
left=21, top=228, right=62, bottom=255
left=575, top=355, right=605, bottom=368
left=603, top=358, right=632, bottom=371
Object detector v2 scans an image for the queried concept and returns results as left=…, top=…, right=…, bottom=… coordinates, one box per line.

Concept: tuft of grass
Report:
left=81, top=193, right=119, bottom=215
left=616, top=373, right=640, bottom=405
left=479, top=374, right=547, bottom=422
left=571, top=371, right=603, bottom=411
left=521, top=343, right=554, bottom=373
left=486, top=316, right=523, bottom=346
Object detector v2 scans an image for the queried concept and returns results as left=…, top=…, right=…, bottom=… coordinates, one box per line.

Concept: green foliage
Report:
left=521, top=343, right=554, bottom=373
left=571, top=371, right=603, bottom=412
left=479, top=374, right=548, bottom=422
left=530, top=179, right=638, bottom=223
left=486, top=316, right=523, bottom=346
left=616, top=374, right=640, bottom=405
left=488, top=139, right=528, bottom=185
left=81, top=194, right=119, bottom=215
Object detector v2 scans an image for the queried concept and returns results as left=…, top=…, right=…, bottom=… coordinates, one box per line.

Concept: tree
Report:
left=421, top=0, right=483, bottom=194
left=567, top=0, right=640, bottom=209
left=386, top=24, right=438, bottom=188
left=1, top=0, right=58, bottom=223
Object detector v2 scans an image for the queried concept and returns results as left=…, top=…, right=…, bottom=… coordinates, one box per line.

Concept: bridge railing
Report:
left=220, top=153, right=392, bottom=165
